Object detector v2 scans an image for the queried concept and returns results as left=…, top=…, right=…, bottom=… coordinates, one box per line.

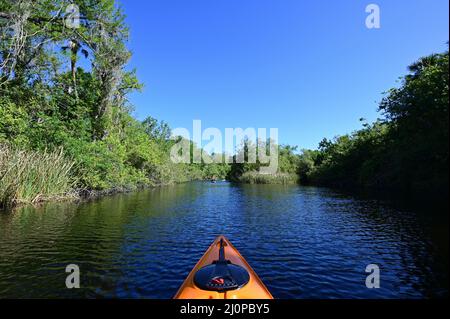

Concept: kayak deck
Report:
left=174, top=235, right=273, bottom=299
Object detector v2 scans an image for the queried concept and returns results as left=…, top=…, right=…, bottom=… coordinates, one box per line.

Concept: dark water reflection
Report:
left=0, top=182, right=447, bottom=298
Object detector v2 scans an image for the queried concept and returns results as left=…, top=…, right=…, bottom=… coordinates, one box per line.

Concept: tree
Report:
left=304, top=49, right=448, bottom=200
left=61, top=39, right=89, bottom=98
left=0, top=0, right=138, bottom=140
left=142, top=116, right=171, bottom=142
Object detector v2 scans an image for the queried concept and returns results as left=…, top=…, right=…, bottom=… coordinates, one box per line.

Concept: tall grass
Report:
left=0, top=144, right=77, bottom=207
left=238, top=171, right=299, bottom=184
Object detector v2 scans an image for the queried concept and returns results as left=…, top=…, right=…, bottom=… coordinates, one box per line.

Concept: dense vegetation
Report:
left=0, top=144, right=76, bottom=205
left=298, top=50, right=449, bottom=200
left=0, top=0, right=219, bottom=207
left=228, top=140, right=299, bottom=184
left=229, top=49, right=449, bottom=203
left=0, top=0, right=447, bottom=207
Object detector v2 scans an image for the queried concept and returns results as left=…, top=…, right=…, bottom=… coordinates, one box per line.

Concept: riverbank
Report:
left=0, top=143, right=205, bottom=209
left=1, top=0, right=447, bottom=211
left=2, top=47, right=448, bottom=209
left=236, top=171, right=298, bottom=184
left=0, top=144, right=76, bottom=208
left=2, top=140, right=447, bottom=210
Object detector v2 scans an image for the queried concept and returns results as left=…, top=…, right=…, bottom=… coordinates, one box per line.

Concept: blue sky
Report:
left=120, top=0, right=449, bottom=150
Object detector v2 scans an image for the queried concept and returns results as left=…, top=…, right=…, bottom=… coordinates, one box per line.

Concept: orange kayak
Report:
left=174, top=235, right=273, bottom=299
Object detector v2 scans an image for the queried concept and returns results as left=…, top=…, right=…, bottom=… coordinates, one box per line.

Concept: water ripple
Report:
left=0, top=182, right=447, bottom=298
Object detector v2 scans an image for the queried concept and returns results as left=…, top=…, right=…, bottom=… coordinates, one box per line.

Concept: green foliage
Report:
left=278, top=145, right=300, bottom=174
left=296, top=149, right=319, bottom=184
left=0, top=97, right=29, bottom=145
left=142, top=116, right=171, bottom=143
left=0, top=0, right=221, bottom=206
left=305, top=121, right=390, bottom=189
left=229, top=49, right=449, bottom=199
left=378, top=51, right=449, bottom=195
left=238, top=172, right=298, bottom=184
left=299, top=50, right=449, bottom=200
left=228, top=140, right=299, bottom=184
left=201, top=161, right=230, bottom=180
left=0, top=0, right=447, bottom=206
left=0, top=144, right=76, bottom=207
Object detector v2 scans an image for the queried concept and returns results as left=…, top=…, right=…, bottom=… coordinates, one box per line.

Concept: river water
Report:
left=0, top=182, right=447, bottom=298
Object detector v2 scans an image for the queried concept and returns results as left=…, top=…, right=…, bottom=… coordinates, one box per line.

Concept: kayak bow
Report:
left=174, top=235, right=273, bottom=299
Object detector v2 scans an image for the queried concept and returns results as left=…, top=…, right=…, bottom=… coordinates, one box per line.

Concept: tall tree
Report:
left=0, top=0, right=139, bottom=139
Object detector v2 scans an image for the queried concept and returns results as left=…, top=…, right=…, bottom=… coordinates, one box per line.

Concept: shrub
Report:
left=238, top=171, right=298, bottom=184
left=0, top=144, right=76, bottom=207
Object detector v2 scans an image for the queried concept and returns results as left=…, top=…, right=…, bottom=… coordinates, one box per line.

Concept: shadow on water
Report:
left=0, top=181, right=448, bottom=298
